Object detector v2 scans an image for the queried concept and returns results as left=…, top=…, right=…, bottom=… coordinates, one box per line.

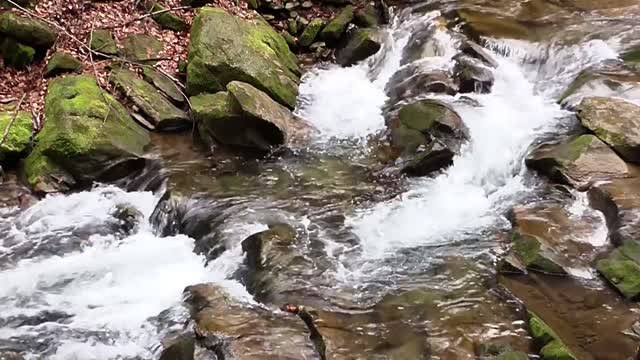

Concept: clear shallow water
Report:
left=0, top=4, right=637, bottom=359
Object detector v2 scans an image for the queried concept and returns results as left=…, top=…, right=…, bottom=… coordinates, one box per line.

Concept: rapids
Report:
left=1, top=2, right=640, bottom=359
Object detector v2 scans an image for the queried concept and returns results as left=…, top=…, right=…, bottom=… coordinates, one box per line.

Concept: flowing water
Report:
left=2, top=1, right=640, bottom=359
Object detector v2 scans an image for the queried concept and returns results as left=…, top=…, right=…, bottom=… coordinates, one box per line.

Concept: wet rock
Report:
left=159, top=335, right=195, bottom=360
left=577, top=96, right=640, bottom=163
left=401, top=141, right=455, bottom=177
left=588, top=177, right=640, bottom=245
left=187, top=7, right=300, bottom=108
left=111, top=203, right=144, bottom=235
left=319, top=5, right=354, bottom=43
left=0, top=352, right=23, bottom=360
left=110, top=68, right=191, bottom=131
left=0, top=38, right=34, bottom=69
left=386, top=67, right=457, bottom=103
left=24, top=75, right=150, bottom=192
left=528, top=312, right=577, bottom=360
left=396, top=99, right=467, bottom=138
left=525, top=134, right=632, bottom=189
left=354, top=4, right=382, bottom=27
left=400, top=25, right=442, bottom=65
left=193, top=82, right=309, bottom=151
left=89, top=29, right=118, bottom=55
left=0, top=111, right=32, bottom=165
left=597, top=241, right=640, bottom=299
left=453, top=55, right=494, bottom=93
left=299, top=18, right=324, bottom=47
left=510, top=231, right=566, bottom=275
left=122, top=34, right=163, bottom=63
left=0, top=175, right=36, bottom=209
left=336, top=28, right=381, bottom=66
left=183, top=283, right=320, bottom=359
left=142, top=67, right=185, bottom=104
left=558, top=60, right=640, bottom=107
left=458, top=40, right=498, bottom=68
left=0, top=12, right=57, bottom=49
left=147, top=1, right=188, bottom=31
left=455, top=9, right=534, bottom=41
left=44, top=52, right=83, bottom=77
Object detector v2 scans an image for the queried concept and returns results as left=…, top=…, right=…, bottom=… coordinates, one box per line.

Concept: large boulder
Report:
left=187, top=8, right=300, bottom=108
left=336, top=28, right=381, bottom=66
left=576, top=96, right=640, bottom=163
left=24, top=75, right=150, bottom=192
left=320, top=5, right=354, bottom=43
left=558, top=61, right=640, bottom=107
left=192, top=81, right=309, bottom=151
left=0, top=12, right=57, bottom=49
left=389, top=99, right=468, bottom=176
left=110, top=68, right=190, bottom=131
left=0, top=111, right=32, bottom=164
left=183, top=283, right=320, bottom=359
left=525, top=134, right=631, bottom=189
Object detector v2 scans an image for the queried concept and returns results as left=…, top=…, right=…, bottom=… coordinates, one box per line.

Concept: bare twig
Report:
left=0, top=93, right=28, bottom=148
left=106, top=5, right=191, bottom=29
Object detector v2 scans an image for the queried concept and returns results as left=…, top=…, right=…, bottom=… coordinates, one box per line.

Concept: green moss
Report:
left=122, top=34, right=163, bottom=62
left=529, top=312, right=559, bottom=346
left=90, top=29, right=118, bottom=55
left=45, top=52, right=83, bottom=77
left=25, top=75, right=150, bottom=189
left=320, top=5, right=354, bottom=42
left=0, top=111, right=32, bottom=161
left=597, top=252, right=640, bottom=299
left=390, top=125, right=427, bottom=154
left=150, top=2, right=188, bottom=31
left=0, top=12, right=57, bottom=48
left=622, top=48, right=640, bottom=63
left=299, top=18, right=324, bottom=47
left=558, top=71, right=593, bottom=103
left=0, top=38, right=35, bottom=69
left=512, top=232, right=565, bottom=274
left=398, top=101, right=445, bottom=132
left=187, top=7, right=300, bottom=108
left=191, top=92, right=238, bottom=121
left=563, top=135, right=594, bottom=161
left=540, top=340, right=577, bottom=360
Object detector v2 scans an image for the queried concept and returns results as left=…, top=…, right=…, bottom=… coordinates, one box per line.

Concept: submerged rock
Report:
left=528, top=312, right=577, bottom=360
left=110, top=68, right=190, bottom=131
left=187, top=7, right=300, bottom=108
left=510, top=231, right=566, bottom=275
left=577, top=96, right=640, bottom=163
left=597, top=241, right=640, bottom=299
left=386, top=67, right=457, bottom=104
left=183, top=283, right=320, bottom=359
left=44, top=52, right=83, bottom=77
left=193, top=81, right=309, bottom=151
left=0, top=111, right=32, bottom=165
left=525, top=134, right=631, bottom=189
left=25, top=75, right=150, bottom=192
left=336, top=28, right=381, bottom=66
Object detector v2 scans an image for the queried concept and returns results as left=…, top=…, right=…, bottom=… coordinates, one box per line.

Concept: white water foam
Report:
left=297, top=14, right=620, bottom=258
left=0, top=186, right=252, bottom=359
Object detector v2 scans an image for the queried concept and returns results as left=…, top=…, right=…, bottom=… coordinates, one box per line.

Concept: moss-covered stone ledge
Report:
left=528, top=312, right=577, bottom=360
left=25, top=75, right=150, bottom=193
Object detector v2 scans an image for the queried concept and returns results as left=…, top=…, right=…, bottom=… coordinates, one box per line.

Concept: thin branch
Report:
left=0, top=93, right=28, bottom=148
left=105, top=5, right=192, bottom=29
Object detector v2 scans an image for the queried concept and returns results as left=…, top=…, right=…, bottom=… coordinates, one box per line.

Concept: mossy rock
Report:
left=187, top=7, right=300, bottom=108
left=390, top=125, right=427, bottom=155
left=281, top=31, right=297, bottom=50
left=525, top=134, right=629, bottom=189
left=511, top=231, right=565, bottom=274
left=122, top=34, right=163, bottom=62
left=0, top=111, right=32, bottom=163
left=397, top=99, right=466, bottom=136
left=192, top=91, right=242, bottom=148
left=0, top=37, right=34, bottom=69
left=597, top=241, right=640, bottom=299
left=320, top=5, right=354, bottom=42
left=0, top=12, right=57, bottom=49
left=44, top=52, right=83, bottom=77
left=336, top=28, right=381, bottom=66
left=622, top=47, right=640, bottom=63
left=149, top=2, right=188, bottom=31
left=354, top=4, right=381, bottom=27
left=25, top=75, right=150, bottom=192
left=528, top=312, right=577, bottom=360
left=110, top=68, right=190, bottom=131
left=299, top=18, right=323, bottom=47
left=576, top=96, right=640, bottom=163
left=141, top=67, right=184, bottom=103
left=89, top=29, right=118, bottom=55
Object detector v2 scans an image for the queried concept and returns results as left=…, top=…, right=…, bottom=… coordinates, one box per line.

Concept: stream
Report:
left=2, top=1, right=640, bottom=359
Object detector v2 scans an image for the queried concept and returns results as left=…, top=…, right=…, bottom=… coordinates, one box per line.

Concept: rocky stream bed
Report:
left=2, top=0, right=640, bottom=359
